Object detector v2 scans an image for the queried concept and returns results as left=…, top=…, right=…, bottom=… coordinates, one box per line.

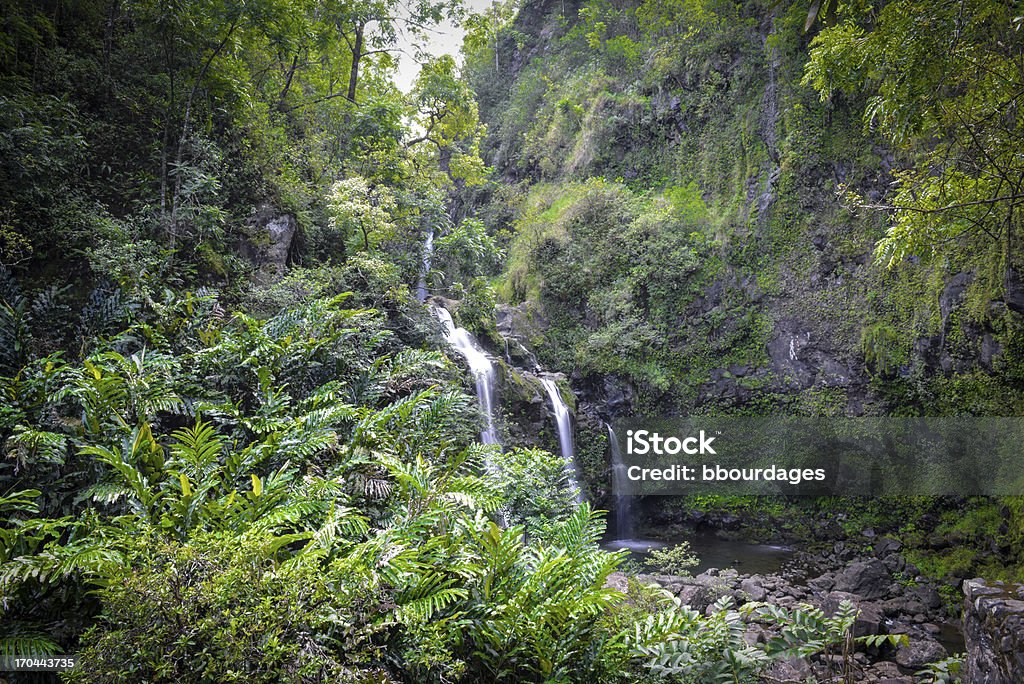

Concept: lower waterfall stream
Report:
left=539, top=376, right=584, bottom=503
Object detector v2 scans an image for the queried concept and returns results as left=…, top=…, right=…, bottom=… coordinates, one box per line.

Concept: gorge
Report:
left=0, top=0, right=1022, bottom=681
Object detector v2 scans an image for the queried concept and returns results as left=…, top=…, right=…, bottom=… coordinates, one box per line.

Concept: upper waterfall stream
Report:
left=416, top=228, right=435, bottom=303
left=432, top=305, right=501, bottom=447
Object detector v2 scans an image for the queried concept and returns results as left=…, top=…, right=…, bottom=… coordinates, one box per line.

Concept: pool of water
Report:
left=602, top=529, right=794, bottom=575
left=934, top=620, right=965, bottom=655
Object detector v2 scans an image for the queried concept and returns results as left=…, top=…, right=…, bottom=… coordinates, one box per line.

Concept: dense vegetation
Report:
left=462, top=0, right=1024, bottom=581
left=467, top=0, right=1024, bottom=415
left=0, top=0, right=1022, bottom=680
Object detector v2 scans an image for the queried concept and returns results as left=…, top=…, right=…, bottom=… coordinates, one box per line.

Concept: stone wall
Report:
left=963, top=579, right=1024, bottom=683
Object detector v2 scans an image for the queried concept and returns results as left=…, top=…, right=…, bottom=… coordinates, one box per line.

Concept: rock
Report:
left=881, top=597, right=908, bottom=617
left=835, top=559, right=891, bottom=599
left=903, top=600, right=927, bottom=616
left=241, top=205, right=296, bottom=282
left=763, top=657, right=812, bottom=682
left=894, top=638, right=946, bottom=668
left=740, top=577, right=767, bottom=602
left=1001, top=267, right=1024, bottom=315
left=719, top=513, right=741, bottom=530
left=869, top=660, right=902, bottom=678
left=677, top=583, right=716, bottom=613
left=743, top=624, right=768, bottom=646
left=603, top=572, right=629, bottom=593
left=766, top=324, right=815, bottom=388
left=808, top=572, right=835, bottom=593
left=823, top=591, right=885, bottom=636
left=603, top=375, right=634, bottom=415
left=913, top=586, right=942, bottom=611
left=874, top=536, right=902, bottom=557
left=940, top=271, right=973, bottom=321
left=963, top=578, right=1024, bottom=683
left=882, top=554, right=906, bottom=573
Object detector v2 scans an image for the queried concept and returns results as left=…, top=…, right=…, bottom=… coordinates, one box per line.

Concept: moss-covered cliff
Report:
left=466, top=0, right=1024, bottom=419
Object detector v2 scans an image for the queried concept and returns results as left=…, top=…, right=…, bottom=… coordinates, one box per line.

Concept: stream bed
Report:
left=600, top=525, right=966, bottom=656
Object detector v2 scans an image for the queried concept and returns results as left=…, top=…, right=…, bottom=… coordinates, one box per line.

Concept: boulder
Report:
left=894, top=638, right=946, bottom=669
left=808, top=572, right=836, bottom=593
left=763, top=657, right=812, bottom=682
left=912, top=586, right=942, bottom=610
left=240, top=205, right=296, bottom=282
left=822, top=591, right=885, bottom=637
left=835, top=559, right=891, bottom=600
left=868, top=660, right=902, bottom=678
left=603, top=572, right=629, bottom=593
left=740, top=577, right=767, bottom=603
left=877, top=538, right=902, bottom=554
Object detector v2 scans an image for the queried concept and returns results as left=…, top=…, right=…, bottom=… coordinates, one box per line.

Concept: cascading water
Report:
left=540, top=376, right=584, bottom=502
left=433, top=306, right=501, bottom=447
left=416, top=228, right=435, bottom=303
left=419, top=226, right=501, bottom=449
left=607, top=425, right=635, bottom=539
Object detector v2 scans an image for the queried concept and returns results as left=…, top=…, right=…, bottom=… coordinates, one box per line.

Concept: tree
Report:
left=462, top=0, right=519, bottom=75
left=321, top=0, right=464, bottom=104
left=804, top=0, right=1024, bottom=287
left=407, top=54, right=489, bottom=187
left=326, top=176, right=398, bottom=253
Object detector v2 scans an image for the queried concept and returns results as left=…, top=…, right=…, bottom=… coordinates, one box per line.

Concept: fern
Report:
left=0, top=632, right=60, bottom=657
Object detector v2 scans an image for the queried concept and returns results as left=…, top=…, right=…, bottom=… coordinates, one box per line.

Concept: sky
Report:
left=393, top=0, right=496, bottom=93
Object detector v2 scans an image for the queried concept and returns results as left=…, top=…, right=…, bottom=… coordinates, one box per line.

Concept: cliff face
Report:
left=466, top=0, right=1024, bottom=420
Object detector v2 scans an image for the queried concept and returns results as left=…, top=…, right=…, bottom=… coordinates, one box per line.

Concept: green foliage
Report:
left=804, top=0, right=1024, bottom=287
left=917, top=654, right=965, bottom=684
left=0, top=267, right=850, bottom=681
left=644, top=541, right=699, bottom=576
left=3, top=0, right=999, bottom=679
left=434, top=217, right=504, bottom=287
left=861, top=322, right=906, bottom=377
left=491, top=447, right=579, bottom=538
left=324, top=176, right=398, bottom=256
left=409, top=55, right=491, bottom=189
left=496, top=176, right=765, bottom=409
left=629, top=594, right=883, bottom=683
left=64, top=532, right=378, bottom=683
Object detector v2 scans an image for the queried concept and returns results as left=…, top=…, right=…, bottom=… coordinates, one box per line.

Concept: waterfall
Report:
left=540, top=376, right=584, bottom=502
left=432, top=305, right=501, bottom=447
left=416, top=228, right=435, bottom=302
left=607, top=425, right=635, bottom=540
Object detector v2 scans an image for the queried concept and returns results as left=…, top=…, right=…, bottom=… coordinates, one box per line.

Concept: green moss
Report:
left=861, top=322, right=907, bottom=377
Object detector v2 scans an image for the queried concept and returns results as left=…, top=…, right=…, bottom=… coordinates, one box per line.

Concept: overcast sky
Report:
left=393, top=0, right=497, bottom=93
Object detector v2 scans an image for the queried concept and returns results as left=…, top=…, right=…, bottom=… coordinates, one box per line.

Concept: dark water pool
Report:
left=934, top=620, right=966, bottom=655
left=601, top=529, right=794, bottom=575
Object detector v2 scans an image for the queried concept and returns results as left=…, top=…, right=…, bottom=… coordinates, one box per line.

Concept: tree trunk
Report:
left=346, top=23, right=364, bottom=104
left=278, top=53, right=300, bottom=111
